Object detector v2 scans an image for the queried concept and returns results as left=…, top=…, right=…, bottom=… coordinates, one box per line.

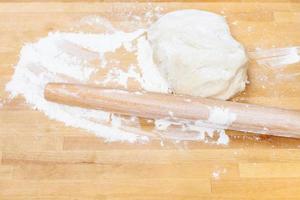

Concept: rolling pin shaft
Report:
left=44, top=83, right=300, bottom=138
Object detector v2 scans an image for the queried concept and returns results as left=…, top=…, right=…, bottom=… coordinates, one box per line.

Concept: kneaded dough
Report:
left=147, top=10, right=248, bottom=100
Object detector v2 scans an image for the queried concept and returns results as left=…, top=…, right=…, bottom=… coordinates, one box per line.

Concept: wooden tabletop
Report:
left=1, top=1, right=300, bottom=199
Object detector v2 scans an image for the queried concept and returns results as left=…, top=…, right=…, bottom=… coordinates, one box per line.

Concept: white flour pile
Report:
left=5, top=13, right=235, bottom=145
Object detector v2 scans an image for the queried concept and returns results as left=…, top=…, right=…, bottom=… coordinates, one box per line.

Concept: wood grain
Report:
left=0, top=1, right=300, bottom=199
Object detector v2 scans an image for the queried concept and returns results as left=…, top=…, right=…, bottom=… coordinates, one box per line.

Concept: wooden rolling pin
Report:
left=44, top=83, right=300, bottom=138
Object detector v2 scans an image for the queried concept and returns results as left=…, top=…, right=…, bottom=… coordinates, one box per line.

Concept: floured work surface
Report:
left=0, top=1, right=300, bottom=199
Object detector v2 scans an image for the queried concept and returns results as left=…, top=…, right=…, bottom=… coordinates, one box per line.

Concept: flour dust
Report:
left=6, top=8, right=238, bottom=145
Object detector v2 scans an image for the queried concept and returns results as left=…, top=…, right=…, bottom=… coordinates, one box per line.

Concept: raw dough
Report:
left=147, top=10, right=248, bottom=100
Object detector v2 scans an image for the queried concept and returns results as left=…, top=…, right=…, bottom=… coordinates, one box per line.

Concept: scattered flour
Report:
left=6, top=30, right=149, bottom=143
left=208, top=107, right=237, bottom=127
left=249, top=46, right=300, bottom=68
left=212, top=168, right=227, bottom=180
left=101, top=66, right=141, bottom=88
left=154, top=118, right=230, bottom=145
left=79, top=15, right=117, bottom=33
left=155, top=119, right=174, bottom=131
left=5, top=12, right=232, bottom=145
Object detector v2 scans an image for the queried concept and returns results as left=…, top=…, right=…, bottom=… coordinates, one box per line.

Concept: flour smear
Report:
left=6, top=10, right=237, bottom=145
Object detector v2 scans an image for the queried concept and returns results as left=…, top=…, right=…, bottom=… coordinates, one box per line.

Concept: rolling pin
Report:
left=44, top=82, right=300, bottom=138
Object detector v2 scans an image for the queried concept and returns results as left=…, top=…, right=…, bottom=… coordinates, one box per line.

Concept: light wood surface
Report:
left=1, top=1, right=300, bottom=199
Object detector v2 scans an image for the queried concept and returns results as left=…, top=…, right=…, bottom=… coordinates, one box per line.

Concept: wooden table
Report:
left=0, top=1, right=300, bottom=199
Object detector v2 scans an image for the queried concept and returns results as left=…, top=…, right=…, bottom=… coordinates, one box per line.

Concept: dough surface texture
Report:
left=148, top=10, right=248, bottom=100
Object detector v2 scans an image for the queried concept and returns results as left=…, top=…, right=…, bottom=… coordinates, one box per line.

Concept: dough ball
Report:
left=147, top=10, right=248, bottom=100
